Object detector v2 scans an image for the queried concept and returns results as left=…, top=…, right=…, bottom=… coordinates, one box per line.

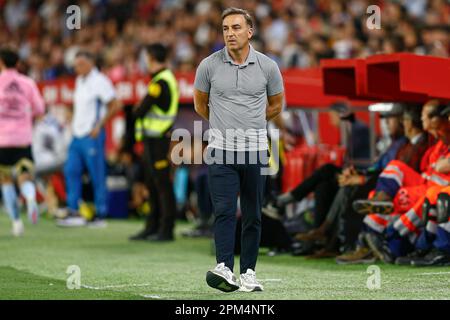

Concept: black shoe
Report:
left=411, top=249, right=450, bottom=267
left=147, top=234, right=174, bottom=242
left=291, top=240, right=316, bottom=256
left=395, top=249, right=429, bottom=266
left=129, top=229, right=157, bottom=241
left=353, top=200, right=394, bottom=215
left=364, top=232, right=394, bottom=264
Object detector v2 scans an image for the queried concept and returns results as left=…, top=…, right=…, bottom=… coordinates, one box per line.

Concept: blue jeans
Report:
left=207, top=148, right=268, bottom=274
left=64, top=131, right=107, bottom=218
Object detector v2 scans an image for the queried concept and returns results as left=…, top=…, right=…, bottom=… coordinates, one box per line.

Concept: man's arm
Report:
left=271, top=112, right=296, bottom=150
left=90, top=75, right=123, bottom=138
left=194, top=89, right=209, bottom=121
left=193, top=59, right=210, bottom=121
left=134, top=80, right=171, bottom=118
left=30, top=80, right=46, bottom=121
left=266, top=92, right=284, bottom=121
left=90, top=98, right=123, bottom=138
left=434, top=157, right=450, bottom=174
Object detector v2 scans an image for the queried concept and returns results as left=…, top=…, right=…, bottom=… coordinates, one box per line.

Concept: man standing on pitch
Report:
left=194, top=8, right=284, bottom=292
left=130, top=43, right=179, bottom=242
left=58, top=51, right=122, bottom=227
left=0, top=47, right=45, bottom=236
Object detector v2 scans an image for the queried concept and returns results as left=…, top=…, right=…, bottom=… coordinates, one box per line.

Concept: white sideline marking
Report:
left=140, top=294, right=162, bottom=299
left=82, top=283, right=162, bottom=298
left=259, top=278, right=282, bottom=282
left=418, top=272, right=450, bottom=276
left=82, top=283, right=152, bottom=290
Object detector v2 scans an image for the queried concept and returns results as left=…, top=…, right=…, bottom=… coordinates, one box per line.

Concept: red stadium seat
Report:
left=282, top=143, right=346, bottom=193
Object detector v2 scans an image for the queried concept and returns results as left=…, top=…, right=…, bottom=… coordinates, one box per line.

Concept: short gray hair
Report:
left=221, top=7, right=253, bottom=28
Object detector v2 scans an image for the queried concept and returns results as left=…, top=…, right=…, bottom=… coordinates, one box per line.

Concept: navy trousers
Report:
left=207, top=148, right=268, bottom=274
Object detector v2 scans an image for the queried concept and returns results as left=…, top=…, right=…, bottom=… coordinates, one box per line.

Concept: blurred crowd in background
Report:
left=0, top=0, right=449, bottom=83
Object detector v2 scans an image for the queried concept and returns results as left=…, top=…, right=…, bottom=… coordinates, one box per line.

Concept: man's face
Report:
left=74, top=56, right=93, bottom=76
left=145, top=54, right=158, bottom=74
left=222, top=14, right=252, bottom=51
left=402, top=116, right=413, bottom=136
left=421, top=104, right=434, bottom=131
left=386, top=116, right=402, bottom=136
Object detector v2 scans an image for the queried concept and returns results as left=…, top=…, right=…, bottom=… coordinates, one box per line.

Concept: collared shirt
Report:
left=410, top=133, right=423, bottom=145
left=369, top=136, right=409, bottom=172
left=72, top=68, right=116, bottom=138
left=0, top=69, right=45, bottom=147
left=194, top=45, right=284, bottom=151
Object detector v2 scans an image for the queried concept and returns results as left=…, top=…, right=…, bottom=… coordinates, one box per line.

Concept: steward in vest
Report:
left=130, top=43, right=179, bottom=242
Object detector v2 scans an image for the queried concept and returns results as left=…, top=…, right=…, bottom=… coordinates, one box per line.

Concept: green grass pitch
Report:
left=0, top=212, right=449, bottom=300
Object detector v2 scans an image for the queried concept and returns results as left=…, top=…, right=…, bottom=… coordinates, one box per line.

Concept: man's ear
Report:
left=248, top=27, right=253, bottom=40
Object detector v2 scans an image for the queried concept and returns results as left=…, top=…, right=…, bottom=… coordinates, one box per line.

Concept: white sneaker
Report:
left=206, top=262, right=240, bottom=292
left=239, top=269, right=264, bottom=292
left=12, top=220, right=24, bottom=237
left=87, top=218, right=107, bottom=229
left=56, top=216, right=87, bottom=227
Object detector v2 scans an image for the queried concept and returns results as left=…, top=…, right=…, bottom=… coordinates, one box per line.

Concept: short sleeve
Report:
left=194, top=59, right=211, bottom=93
left=266, top=61, right=284, bottom=96
left=97, top=75, right=116, bottom=104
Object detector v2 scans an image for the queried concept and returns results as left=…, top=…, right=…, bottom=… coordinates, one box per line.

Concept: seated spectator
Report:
left=291, top=103, right=414, bottom=258
left=32, top=106, right=72, bottom=217
left=401, top=105, right=450, bottom=267
left=263, top=102, right=370, bottom=233
left=297, top=104, right=430, bottom=256
left=340, top=100, right=450, bottom=264
left=263, top=102, right=376, bottom=236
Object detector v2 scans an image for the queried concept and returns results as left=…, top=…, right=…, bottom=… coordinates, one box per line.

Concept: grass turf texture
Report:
left=1, top=212, right=450, bottom=300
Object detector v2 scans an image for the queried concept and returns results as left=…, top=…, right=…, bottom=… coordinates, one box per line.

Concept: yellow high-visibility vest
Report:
left=135, top=69, right=179, bottom=140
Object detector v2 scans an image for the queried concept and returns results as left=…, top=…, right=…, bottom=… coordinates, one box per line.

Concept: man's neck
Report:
left=227, top=44, right=250, bottom=65
left=151, top=65, right=166, bottom=77
left=430, top=129, right=439, bottom=138
left=0, top=67, right=14, bottom=73
left=406, top=128, right=420, bottom=139
left=80, top=67, right=95, bottom=79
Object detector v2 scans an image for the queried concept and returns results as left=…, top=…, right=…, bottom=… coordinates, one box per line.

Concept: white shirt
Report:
left=410, top=133, right=424, bottom=145
left=72, top=68, right=116, bottom=138
left=32, top=113, right=71, bottom=173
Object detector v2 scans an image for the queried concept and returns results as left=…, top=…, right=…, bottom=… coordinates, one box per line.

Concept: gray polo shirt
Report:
left=194, top=45, right=284, bottom=151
